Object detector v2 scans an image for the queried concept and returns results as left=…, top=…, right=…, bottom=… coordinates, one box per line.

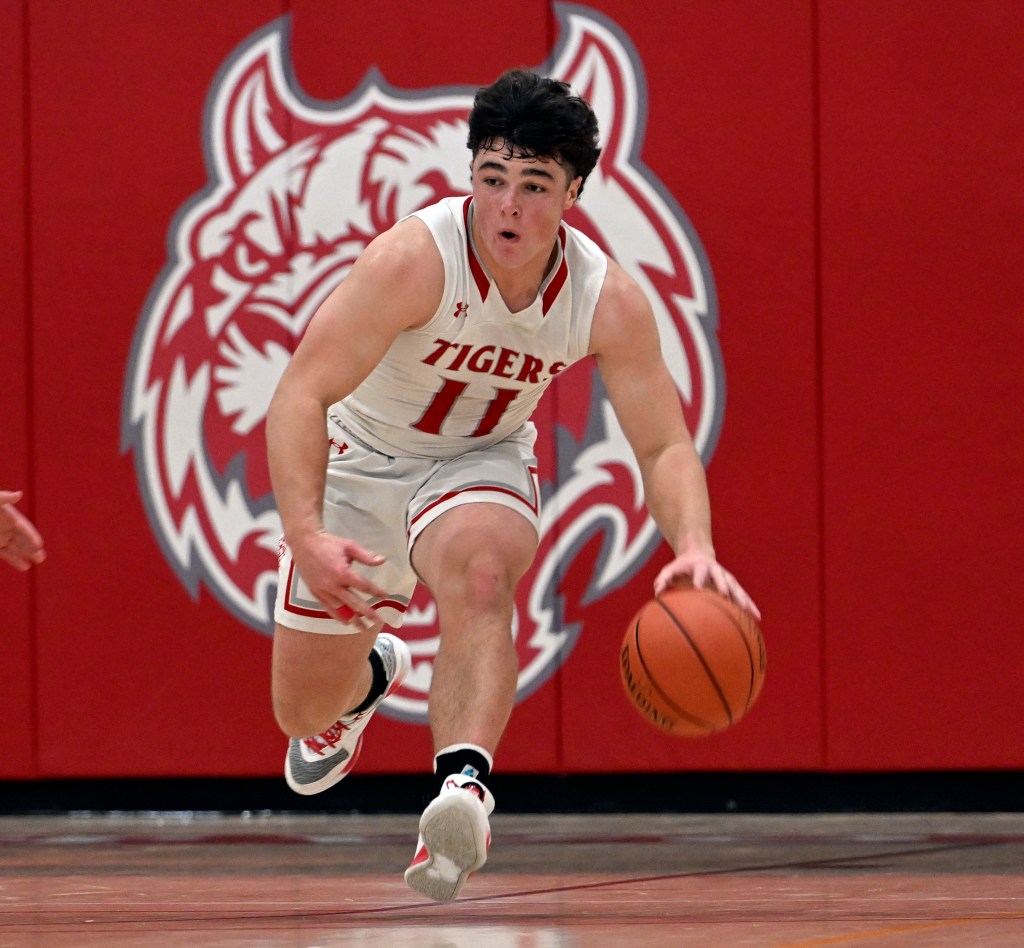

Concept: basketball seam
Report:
left=702, top=595, right=760, bottom=713
left=656, top=595, right=734, bottom=726
left=631, top=620, right=718, bottom=733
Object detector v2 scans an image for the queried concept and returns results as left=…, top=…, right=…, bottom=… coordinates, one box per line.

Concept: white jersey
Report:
left=330, top=196, right=608, bottom=458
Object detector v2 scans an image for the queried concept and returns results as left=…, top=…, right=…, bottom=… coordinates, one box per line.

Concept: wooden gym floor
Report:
left=0, top=811, right=1021, bottom=946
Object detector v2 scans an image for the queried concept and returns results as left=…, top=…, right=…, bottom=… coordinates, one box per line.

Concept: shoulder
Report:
left=351, top=215, right=445, bottom=328
left=588, top=257, right=657, bottom=358
left=411, top=195, right=467, bottom=231
left=360, top=214, right=442, bottom=280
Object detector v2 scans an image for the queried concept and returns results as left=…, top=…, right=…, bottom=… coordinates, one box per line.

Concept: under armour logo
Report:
left=453, top=302, right=469, bottom=318
left=328, top=438, right=349, bottom=455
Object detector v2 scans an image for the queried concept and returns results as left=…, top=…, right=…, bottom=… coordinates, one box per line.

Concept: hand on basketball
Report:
left=654, top=547, right=761, bottom=620
left=290, top=531, right=388, bottom=631
left=0, top=490, right=46, bottom=571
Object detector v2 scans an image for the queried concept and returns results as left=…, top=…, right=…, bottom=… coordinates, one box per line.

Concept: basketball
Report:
left=619, top=585, right=766, bottom=737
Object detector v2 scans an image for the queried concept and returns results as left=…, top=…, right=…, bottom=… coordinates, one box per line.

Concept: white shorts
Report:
left=274, top=418, right=541, bottom=634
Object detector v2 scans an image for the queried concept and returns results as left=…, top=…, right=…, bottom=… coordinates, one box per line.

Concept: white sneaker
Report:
left=404, top=772, right=495, bottom=902
left=284, top=633, right=411, bottom=795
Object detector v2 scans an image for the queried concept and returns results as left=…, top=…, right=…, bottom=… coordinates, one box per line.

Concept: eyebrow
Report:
left=477, top=159, right=557, bottom=181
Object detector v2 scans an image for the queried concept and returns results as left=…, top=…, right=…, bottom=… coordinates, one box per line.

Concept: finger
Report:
left=12, top=543, right=46, bottom=566
left=343, top=573, right=389, bottom=601
left=655, top=564, right=698, bottom=596
left=0, top=551, right=31, bottom=571
left=352, top=571, right=388, bottom=597
left=724, top=576, right=761, bottom=620
left=2, top=502, right=41, bottom=539
left=4, top=531, right=45, bottom=559
left=0, top=490, right=23, bottom=505
left=328, top=600, right=374, bottom=633
left=689, top=561, right=711, bottom=590
left=349, top=608, right=381, bottom=635
left=654, top=568, right=680, bottom=596
left=331, top=603, right=369, bottom=631
left=736, top=590, right=762, bottom=621
left=708, top=566, right=734, bottom=599
left=336, top=587, right=382, bottom=624
left=345, top=543, right=387, bottom=568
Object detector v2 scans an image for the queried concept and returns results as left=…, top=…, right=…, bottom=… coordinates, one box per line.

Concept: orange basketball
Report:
left=619, top=586, right=766, bottom=737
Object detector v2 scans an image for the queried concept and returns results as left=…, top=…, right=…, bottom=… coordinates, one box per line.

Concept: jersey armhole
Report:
left=570, top=239, right=609, bottom=360
left=408, top=204, right=461, bottom=333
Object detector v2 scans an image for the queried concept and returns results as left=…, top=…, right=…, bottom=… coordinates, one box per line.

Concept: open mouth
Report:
left=499, top=230, right=519, bottom=241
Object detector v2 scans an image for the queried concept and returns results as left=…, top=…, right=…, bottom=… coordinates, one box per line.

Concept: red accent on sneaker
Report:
left=303, top=720, right=350, bottom=755
left=441, top=777, right=487, bottom=802
left=410, top=844, right=430, bottom=867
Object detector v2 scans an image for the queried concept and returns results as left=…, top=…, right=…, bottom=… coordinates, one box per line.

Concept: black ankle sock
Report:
left=350, top=648, right=386, bottom=715
left=432, top=747, right=492, bottom=797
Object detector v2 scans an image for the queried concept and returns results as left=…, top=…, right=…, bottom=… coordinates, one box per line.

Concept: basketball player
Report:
left=266, top=68, right=758, bottom=902
left=0, top=490, right=46, bottom=571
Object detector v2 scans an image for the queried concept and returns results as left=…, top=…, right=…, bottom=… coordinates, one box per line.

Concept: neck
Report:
left=470, top=219, right=560, bottom=313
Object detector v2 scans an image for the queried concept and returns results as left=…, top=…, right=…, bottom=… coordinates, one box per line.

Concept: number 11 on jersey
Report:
left=412, top=378, right=519, bottom=438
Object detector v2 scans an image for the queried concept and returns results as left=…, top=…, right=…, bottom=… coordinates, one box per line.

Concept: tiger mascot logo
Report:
left=121, top=4, right=723, bottom=722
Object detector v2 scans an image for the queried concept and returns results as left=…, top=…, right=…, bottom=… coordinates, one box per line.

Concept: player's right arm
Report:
left=266, top=217, right=443, bottom=625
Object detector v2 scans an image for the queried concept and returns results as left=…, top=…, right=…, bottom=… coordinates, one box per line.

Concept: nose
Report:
left=500, top=191, right=520, bottom=217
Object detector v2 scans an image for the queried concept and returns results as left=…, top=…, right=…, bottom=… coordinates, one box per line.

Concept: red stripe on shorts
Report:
left=282, top=560, right=408, bottom=619
left=408, top=468, right=540, bottom=535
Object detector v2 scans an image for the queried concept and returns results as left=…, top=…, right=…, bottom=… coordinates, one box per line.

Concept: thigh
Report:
left=407, top=430, right=542, bottom=556
left=409, top=433, right=541, bottom=598
left=412, top=500, right=539, bottom=597
left=271, top=621, right=379, bottom=722
left=272, top=622, right=379, bottom=679
left=274, top=425, right=425, bottom=634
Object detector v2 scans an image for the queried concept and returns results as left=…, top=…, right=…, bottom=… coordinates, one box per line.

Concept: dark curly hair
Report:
left=467, top=68, right=602, bottom=196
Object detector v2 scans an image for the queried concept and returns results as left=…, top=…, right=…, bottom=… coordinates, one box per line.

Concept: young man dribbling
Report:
left=266, top=68, right=758, bottom=902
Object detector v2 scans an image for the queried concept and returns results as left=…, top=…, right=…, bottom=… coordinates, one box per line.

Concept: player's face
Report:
left=469, top=144, right=581, bottom=274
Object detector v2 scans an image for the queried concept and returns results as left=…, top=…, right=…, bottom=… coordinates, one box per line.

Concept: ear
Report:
left=206, top=19, right=295, bottom=183
left=564, top=176, right=583, bottom=210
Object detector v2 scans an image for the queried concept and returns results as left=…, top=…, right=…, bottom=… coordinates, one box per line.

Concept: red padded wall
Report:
left=557, top=0, right=823, bottom=770
left=818, top=1, right=1024, bottom=769
left=0, top=0, right=36, bottom=778
left=4, top=0, right=1022, bottom=780
left=28, top=0, right=287, bottom=777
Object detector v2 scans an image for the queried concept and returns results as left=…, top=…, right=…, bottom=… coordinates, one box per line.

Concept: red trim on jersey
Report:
left=541, top=227, right=569, bottom=316
left=462, top=197, right=490, bottom=301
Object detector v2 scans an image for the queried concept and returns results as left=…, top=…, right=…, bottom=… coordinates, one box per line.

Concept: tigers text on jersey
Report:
left=330, top=196, right=608, bottom=458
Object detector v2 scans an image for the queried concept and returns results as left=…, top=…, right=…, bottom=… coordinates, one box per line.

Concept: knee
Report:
left=272, top=682, right=362, bottom=739
left=271, top=623, right=378, bottom=738
left=457, top=552, right=520, bottom=612
left=272, top=696, right=323, bottom=740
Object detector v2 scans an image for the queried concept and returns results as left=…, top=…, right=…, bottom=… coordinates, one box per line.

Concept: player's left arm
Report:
left=590, top=261, right=760, bottom=618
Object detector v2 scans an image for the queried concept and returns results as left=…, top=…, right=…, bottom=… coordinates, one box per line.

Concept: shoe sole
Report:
left=404, top=793, right=489, bottom=902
